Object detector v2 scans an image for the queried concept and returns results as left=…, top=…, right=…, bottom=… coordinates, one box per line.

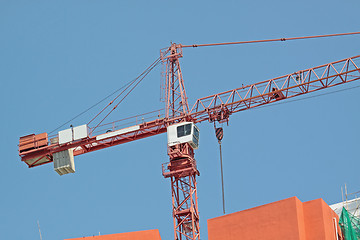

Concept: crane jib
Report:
left=18, top=54, right=360, bottom=168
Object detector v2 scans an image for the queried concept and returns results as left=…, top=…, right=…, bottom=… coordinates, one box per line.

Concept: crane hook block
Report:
left=215, top=127, right=223, bottom=142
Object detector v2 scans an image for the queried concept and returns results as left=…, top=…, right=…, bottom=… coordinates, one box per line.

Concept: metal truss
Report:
left=163, top=143, right=200, bottom=240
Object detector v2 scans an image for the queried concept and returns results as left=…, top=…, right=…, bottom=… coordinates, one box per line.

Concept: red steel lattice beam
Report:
left=188, top=55, right=360, bottom=123
left=162, top=44, right=190, bottom=122
left=19, top=55, right=360, bottom=166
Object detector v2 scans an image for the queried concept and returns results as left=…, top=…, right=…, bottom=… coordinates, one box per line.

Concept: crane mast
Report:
left=162, top=44, right=200, bottom=240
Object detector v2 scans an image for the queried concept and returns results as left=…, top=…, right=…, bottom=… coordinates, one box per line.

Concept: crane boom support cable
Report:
left=49, top=32, right=359, bottom=135
left=90, top=57, right=162, bottom=134
left=48, top=80, right=134, bottom=135
left=88, top=56, right=162, bottom=127
left=181, top=31, right=360, bottom=48
left=49, top=57, right=161, bottom=135
left=87, top=81, right=135, bottom=126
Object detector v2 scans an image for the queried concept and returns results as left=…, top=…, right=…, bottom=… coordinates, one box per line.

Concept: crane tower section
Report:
left=162, top=44, right=190, bottom=122
left=162, top=45, right=200, bottom=240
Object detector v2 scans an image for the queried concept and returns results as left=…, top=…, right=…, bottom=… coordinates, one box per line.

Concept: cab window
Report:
left=192, top=126, right=199, bottom=146
left=177, top=124, right=192, bottom=138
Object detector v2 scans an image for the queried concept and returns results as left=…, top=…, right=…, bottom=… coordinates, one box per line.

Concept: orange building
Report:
left=208, top=196, right=341, bottom=240
left=64, top=229, right=162, bottom=240
left=65, top=197, right=341, bottom=240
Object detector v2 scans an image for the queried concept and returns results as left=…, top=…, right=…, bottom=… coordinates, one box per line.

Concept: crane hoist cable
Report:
left=214, top=123, right=226, bottom=214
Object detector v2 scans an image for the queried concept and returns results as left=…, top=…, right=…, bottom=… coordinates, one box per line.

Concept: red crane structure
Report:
left=18, top=32, right=360, bottom=240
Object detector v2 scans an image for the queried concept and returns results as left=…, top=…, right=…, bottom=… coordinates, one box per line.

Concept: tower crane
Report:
left=18, top=31, right=360, bottom=240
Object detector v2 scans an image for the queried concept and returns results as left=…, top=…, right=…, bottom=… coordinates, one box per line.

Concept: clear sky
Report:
left=1, top=1, right=360, bottom=240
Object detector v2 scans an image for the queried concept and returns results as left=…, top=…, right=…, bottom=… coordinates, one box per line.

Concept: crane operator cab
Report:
left=167, top=122, right=199, bottom=149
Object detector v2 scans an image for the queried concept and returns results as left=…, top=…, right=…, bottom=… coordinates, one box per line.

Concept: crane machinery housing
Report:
left=18, top=31, right=360, bottom=240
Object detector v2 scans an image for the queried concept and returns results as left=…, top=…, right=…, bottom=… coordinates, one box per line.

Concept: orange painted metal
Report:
left=64, top=229, right=162, bottom=240
left=19, top=133, right=48, bottom=153
left=207, top=197, right=341, bottom=240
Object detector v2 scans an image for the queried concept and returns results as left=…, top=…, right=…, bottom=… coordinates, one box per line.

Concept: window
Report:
left=192, top=126, right=199, bottom=147
left=193, top=126, right=199, bottom=140
left=177, top=123, right=192, bottom=138
left=192, top=135, right=199, bottom=147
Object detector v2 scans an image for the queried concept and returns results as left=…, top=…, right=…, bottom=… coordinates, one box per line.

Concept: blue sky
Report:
left=1, top=0, right=360, bottom=239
